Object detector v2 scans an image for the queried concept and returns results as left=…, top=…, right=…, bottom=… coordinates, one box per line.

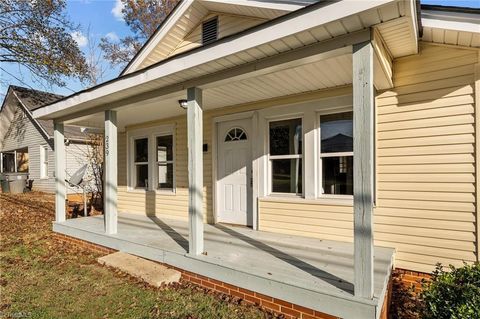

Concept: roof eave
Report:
left=33, top=0, right=402, bottom=121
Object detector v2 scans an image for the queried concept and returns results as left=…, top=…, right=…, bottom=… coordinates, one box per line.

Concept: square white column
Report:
left=187, top=87, right=204, bottom=255
left=353, top=40, right=375, bottom=299
left=104, top=110, right=118, bottom=234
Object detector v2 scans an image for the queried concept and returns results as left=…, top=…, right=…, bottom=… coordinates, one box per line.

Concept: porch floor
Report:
left=54, top=213, right=395, bottom=319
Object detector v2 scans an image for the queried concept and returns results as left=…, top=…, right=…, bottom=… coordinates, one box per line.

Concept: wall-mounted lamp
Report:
left=178, top=99, right=188, bottom=109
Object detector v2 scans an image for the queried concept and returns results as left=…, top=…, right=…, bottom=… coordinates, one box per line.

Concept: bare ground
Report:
left=0, top=192, right=272, bottom=319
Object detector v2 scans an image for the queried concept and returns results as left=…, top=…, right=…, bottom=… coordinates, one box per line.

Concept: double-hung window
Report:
left=156, top=135, right=174, bottom=190
left=134, top=138, right=149, bottom=188
left=130, top=126, right=175, bottom=192
left=269, top=118, right=303, bottom=195
left=319, top=112, right=353, bottom=196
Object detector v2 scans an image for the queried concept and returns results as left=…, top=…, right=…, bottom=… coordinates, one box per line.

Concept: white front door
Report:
left=217, top=118, right=252, bottom=226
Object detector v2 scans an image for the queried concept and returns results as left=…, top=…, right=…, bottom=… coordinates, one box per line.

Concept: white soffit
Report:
left=421, top=9, right=480, bottom=48
left=374, top=0, right=418, bottom=58
left=33, top=0, right=412, bottom=121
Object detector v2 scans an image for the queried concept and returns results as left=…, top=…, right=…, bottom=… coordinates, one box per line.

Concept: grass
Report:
left=0, top=192, right=269, bottom=319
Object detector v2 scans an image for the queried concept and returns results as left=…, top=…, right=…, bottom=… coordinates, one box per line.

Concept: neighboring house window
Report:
left=269, top=118, right=303, bottom=195
left=40, top=145, right=48, bottom=178
left=202, top=16, right=218, bottom=45
left=134, top=138, right=149, bottom=188
left=156, top=135, right=174, bottom=190
left=320, top=112, right=353, bottom=195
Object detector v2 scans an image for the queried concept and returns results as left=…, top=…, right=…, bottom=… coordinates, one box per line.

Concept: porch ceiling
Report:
left=63, top=52, right=354, bottom=130
left=33, top=0, right=417, bottom=125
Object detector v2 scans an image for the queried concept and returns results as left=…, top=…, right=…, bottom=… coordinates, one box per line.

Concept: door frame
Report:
left=212, top=110, right=259, bottom=229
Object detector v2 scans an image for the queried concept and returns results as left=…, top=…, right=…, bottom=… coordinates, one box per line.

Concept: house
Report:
left=0, top=86, right=92, bottom=194
left=32, top=1, right=479, bottom=318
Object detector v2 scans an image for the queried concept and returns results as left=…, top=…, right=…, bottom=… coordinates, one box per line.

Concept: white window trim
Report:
left=127, top=124, right=175, bottom=194
left=257, top=95, right=354, bottom=204
left=267, top=116, right=304, bottom=197
left=317, top=109, right=354, bottom=200
left=153, top=132, right=176, bottom=193
left=39, top=145, right=48, bottom=179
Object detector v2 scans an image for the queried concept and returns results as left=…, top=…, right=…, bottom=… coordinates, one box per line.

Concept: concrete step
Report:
left=98, top=252, right=181, bottom=287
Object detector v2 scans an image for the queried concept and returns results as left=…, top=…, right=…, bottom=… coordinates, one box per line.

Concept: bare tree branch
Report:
left=100, top=0, right=179, bottom=68
left=0, top=0, right=88, bottom=87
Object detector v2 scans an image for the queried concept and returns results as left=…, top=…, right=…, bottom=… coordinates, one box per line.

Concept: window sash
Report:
left=269, top=154, right=302, bottom=160
left=129, top=129, right=175, bottom=192
left=268, top=118, right=303, bottom=195
left=155, top=134, right=174, bottom=190
left=319, top=151, right=353, bottom=158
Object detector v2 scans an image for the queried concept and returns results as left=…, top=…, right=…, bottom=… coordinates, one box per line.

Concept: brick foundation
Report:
left=55, top=233, right=116, bottom=255
left=56, top=232, right=396, bottom=319
left=393, top=268, right=431, bottom=292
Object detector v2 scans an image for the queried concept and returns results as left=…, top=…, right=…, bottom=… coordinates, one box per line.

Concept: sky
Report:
left=1, top=0, right=479, bottom=100
left=0, top=0, right=132, bottom=99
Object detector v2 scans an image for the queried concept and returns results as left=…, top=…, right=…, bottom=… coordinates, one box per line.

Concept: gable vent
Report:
left=202, top=17, right=218, bottom=45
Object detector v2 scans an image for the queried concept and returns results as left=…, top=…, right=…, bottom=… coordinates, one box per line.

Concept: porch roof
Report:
left=32, top=0, right=418, bottom=127
left=55, top=213, right=395, bottom=319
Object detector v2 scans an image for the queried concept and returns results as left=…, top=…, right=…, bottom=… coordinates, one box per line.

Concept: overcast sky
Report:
left=0, top=0, right=478, bottom=100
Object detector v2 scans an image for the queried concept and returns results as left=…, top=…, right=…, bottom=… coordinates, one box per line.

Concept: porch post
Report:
left=104, top=110, right=118, bottom=234
left=0, top=152, right=3, bottom=173
left=353, top=40, right=375, bottom=299
left=54, top=122, right=66, bottom=222
left=187, top=87, right=204, bottom=255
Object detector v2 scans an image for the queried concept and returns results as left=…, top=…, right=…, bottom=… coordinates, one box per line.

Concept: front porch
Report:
left=55, top=212, right=394, bottom=319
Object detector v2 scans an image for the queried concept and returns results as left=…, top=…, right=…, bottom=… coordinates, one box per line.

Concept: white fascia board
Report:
left=33, top=0, right=396, bottom=120
left=422, top=17, right=480, bottom=33
left=422, top=10, right=480, bottom=33
left=123, top=0, right=195, bottom=75
left=199, top=0, right=304, bottom=12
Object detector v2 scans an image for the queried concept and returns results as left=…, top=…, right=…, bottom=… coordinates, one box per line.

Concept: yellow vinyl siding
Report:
left=169, top=13, right=266, bottom=57
left=116, top=44, right=478, bottom=274
left=375, top=43, right=478, bottom=272
left=259, top=44, right=478, bottom=273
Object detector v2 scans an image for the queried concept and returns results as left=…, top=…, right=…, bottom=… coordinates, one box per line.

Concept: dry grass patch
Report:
left=0, top=192, right=270, bottom=319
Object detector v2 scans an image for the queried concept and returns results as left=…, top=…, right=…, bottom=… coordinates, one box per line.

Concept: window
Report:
left=320, top=112, right=353, bottom=195
left=40, top=146, right=48, bottom=178
left=134, top=138, right=149, bottom=188
left=225, top=127, right=247, bottom=142
left=269, top=118, right=302, bottom=194
left=156, top=135, right=174, bottom=190
left=202, top=17, right=218, bottom=44
left=129, top=125, right=175, bottom=192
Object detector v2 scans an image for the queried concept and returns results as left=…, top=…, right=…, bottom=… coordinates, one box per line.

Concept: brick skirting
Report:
left=55, top=233, right=116, bottom=255
left=394, top=268, right=431, bottom=290
left=55, top=232, right=394, bottom=319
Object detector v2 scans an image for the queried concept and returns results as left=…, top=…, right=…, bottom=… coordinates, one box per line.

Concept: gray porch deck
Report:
left=54, top=213, right=395, bottom=319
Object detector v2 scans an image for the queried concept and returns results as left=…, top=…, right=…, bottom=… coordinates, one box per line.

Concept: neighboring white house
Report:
left=0, top=86, right=92, bottom=194
left=32, top=1, right=480, bottom=318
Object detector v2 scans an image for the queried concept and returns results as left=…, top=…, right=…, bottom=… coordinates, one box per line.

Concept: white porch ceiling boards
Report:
left=205, top=54, right=353, bottom=109
left=64, top=54, right=353, bottom=130
left=33, top=0, right=417, bottom=123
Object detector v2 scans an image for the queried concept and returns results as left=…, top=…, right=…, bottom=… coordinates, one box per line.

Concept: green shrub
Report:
left=421, top=262, right=480, bottom=319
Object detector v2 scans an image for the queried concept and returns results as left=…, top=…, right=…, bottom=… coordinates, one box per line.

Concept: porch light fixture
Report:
left=178, top=99, right=188, bottom=109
